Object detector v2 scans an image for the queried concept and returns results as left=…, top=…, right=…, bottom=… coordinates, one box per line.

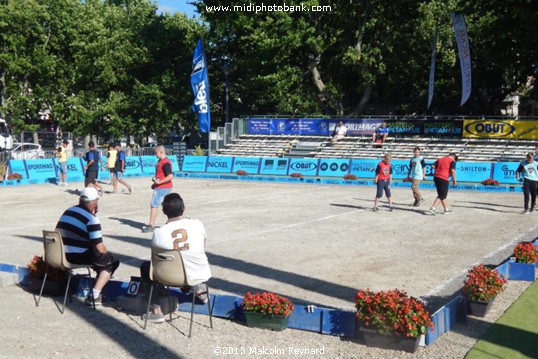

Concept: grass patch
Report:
left=465, top=280, right=538, bottom=359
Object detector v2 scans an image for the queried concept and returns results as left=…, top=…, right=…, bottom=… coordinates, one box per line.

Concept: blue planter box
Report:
left=508, top=261, right=536, bottom=281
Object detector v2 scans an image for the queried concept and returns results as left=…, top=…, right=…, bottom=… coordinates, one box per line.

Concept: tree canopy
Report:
left=0, top=0, right=536, bottom=139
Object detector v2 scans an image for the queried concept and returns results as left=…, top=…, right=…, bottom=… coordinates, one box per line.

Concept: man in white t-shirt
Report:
left=140, top=192, right=211, bottom=323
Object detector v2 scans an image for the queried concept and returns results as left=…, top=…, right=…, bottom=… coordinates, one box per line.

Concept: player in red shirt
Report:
left=428, top=153, right=458, bottom=215
left=373, top=153, right=394, bottom=212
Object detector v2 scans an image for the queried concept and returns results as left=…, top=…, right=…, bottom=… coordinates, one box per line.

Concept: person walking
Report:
left=407, top=146, right=427, bottom=206
left=516, top=152, right=538, bottom=214
left=428, top=152, right=457, bottom=215
left=55, top=187, right=120, bottom=305
left=84, top=141, right=104, bottom=194
left=56, top=139, right=69, bottom=186
left=373, top=153, right=394, bottom=212
left=142, top=145, right=173, bottom=233
left=112, top=143, right=132, bottom=194
left=104, top=144, right=117, bottom=186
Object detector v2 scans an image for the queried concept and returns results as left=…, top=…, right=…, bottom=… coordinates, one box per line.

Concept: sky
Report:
left=155, top=0, right=198, bottom=17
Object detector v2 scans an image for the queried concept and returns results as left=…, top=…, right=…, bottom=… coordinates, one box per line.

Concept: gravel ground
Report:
left=0, top=279, right=531, bottom=358
left=1, top=178, right=536, bottom=358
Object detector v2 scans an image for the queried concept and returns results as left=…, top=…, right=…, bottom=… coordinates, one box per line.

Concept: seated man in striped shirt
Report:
left=55, top=187, right=120, bottom=305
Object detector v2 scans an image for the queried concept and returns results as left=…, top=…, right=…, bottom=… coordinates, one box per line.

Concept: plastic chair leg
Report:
left=36, top=272, right=48, bottom=307
left=143, top=284, right=155, bottom=330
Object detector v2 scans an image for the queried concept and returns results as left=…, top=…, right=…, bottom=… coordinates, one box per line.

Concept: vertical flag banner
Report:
left=427, top=28, right=438, bottom=109
left=451, top=13, right=472, bottom=106
left=191, top=39, right=211, bottom=133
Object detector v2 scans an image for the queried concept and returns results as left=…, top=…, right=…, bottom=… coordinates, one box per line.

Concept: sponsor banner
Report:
left=424, top=121, right=463, bottom=135
left=492, top=162, right=520, bottom=184
left=66, top=158, right=85, bottom=182
left=390, top=160, right=413, bottom=180
left=181, top=155, right=208, bottom=172
left=206, top=156, right=233, bottom=173
left=191, top=39, right=210, bottom=133
left=8, top=160, right=29, bottom=180
left=349, top=159, right=378, bottom=178
left=259, top=157, right=289, bottom=175
left=232, top=157, right=261, bottom=174
left=141, top=155, right=159, bottom=175
left=456, top=161, right=493, bottom=182
left=248, top=118, right=460, bottom=137
left=386, top=120, right=422, bottom=136
left=463, top=120, right=517, bottom=138
left=25, top=159, right=57, bottom=182
left=123, top=156, right=143, bottom=176
left=318, top=159, right=350, bottom=177
left=289, top=158, right=320, bottom=176
left=462, top=119, right=538, bottom=139
left=167, top=155, right=180, bottom=172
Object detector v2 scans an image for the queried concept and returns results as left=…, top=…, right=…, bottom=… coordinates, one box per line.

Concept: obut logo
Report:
left=464, top=121, right=515, bottom=137
left=125, top=160, right=141, bottom=169
left=290, top=161, right=317, bottom=171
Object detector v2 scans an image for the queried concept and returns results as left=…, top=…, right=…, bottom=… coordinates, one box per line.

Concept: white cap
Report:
left=80, top=187, right=100, bottom=201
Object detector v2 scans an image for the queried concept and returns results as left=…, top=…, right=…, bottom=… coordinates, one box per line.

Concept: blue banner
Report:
left=167, top=155, right=180, bottom=172
left=206, top=156, right=233, bottom=173
left=66, top=158, right=85, bottom=182
left=8, top=160, right=29, bottom=180
left=141, top=155, right=158, bottom=175
left=492, top=162, right=519, bottom=184
left=24, top=159, right=57, bottom=182
left=123, top=156, right=143, bottom=176
left=191, top=39, right=210, bottom=133
left=390, top=160, right=412, bottom=179
left=232, top=157, right=261, bottom=174
left=259, top=157, right=289, bottom=175
left=289, top=158, right=320, bottom=176
left=349, top=159, right=378, bottom=178
left=181, top=156, right=208, bottom=172
left=318, top=159, right=350, bottom=177
left=456, top=162, right=492, bottom=182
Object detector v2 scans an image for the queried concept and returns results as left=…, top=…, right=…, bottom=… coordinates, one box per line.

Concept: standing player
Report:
left=56, top=139, right=69, bottom=186
left=373, top=153, right=394, bottom=212
left=407, top=147, right=427, bottom=206
left=428, top=152, right=457, bottom=215
left=84, top=141, right=104, bottom=194
left=515, top=152, right=538, bottom=214
left=142, top=145, right=173, bottom=233
left=104, top=144, right=117, bottom=186
left=112, top=143, right=132, bottom=194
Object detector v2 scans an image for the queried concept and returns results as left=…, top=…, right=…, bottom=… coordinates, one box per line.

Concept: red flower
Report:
left=355, top=288, right=433, bottom=338
left=463, top=264, right=507, bottom=302
left=27, top=255, right=68, bottom=282
left=513, top=242, right=538, bottom=264
left=241, top=291, right=294, bottom=318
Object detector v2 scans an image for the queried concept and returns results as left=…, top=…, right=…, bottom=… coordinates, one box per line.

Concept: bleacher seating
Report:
left=216, top=135, right=536, bottom=162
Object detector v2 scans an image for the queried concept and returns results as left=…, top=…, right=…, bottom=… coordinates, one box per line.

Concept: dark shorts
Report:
left=376, top=179, right=391, bottom=198
left=434, top=177, right=450, bottom=200
left=85, top=170, right=98, bottom=186
left=66, top=249, right=119, bottom=274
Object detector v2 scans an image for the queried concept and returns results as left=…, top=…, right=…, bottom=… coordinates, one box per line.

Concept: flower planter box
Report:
left=467, top=297, right=495, bottom=318
left=357, top=327, right=420, bottom=353
left=508, top=261, right=536, bottom=282
left=29, top=277, right=67, bottom=297
left=244, top=312, right=289, bottom=331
